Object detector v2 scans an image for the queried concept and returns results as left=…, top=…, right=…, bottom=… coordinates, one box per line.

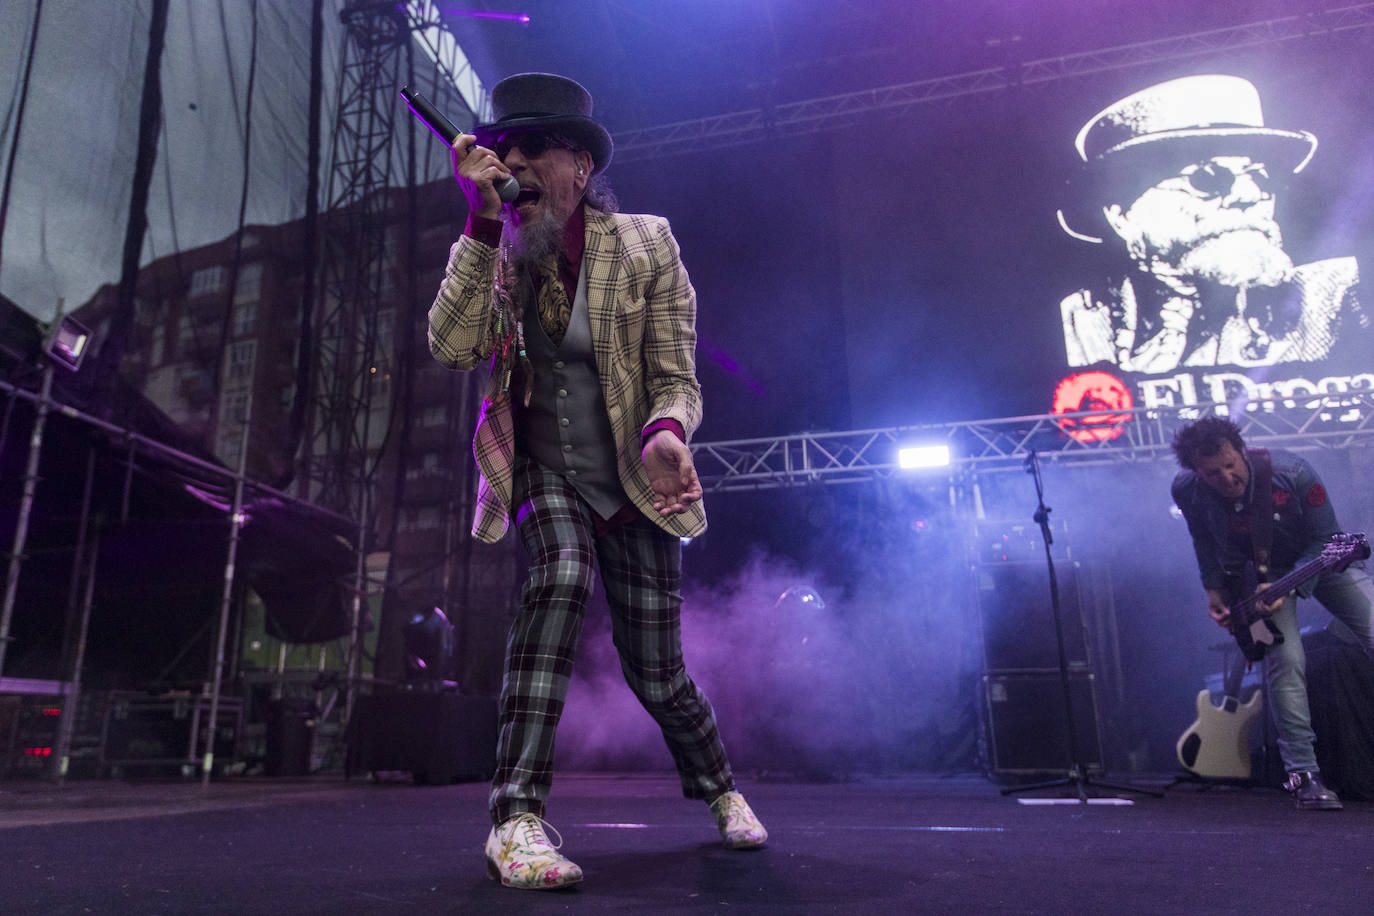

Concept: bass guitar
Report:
left=1176, top=653, right=1262, bottom=780
left=1226, top=533, right=1369, bottom=663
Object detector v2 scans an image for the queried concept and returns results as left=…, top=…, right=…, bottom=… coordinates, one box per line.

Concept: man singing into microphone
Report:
left=428, top=72, right=766, bottom=890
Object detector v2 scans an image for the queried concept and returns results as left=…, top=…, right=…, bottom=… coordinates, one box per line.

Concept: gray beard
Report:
left=504, top=205, right=564, bottom=273
left=1176, top=229, right=1294, bottom=289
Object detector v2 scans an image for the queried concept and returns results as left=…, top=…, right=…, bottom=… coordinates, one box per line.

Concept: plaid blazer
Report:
left=428, top=206, right=707, bottom=544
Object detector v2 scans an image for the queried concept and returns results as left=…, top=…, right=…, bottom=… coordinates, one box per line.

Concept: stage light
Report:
left=43, top=315, right=92, bottom=372
left=402, top=606, right=455, bottom=682
left=898, top=444, right=950, bottom=469
left=444, top=8, right=530, bottom=23
left=774, top=585, right=825, bottom=610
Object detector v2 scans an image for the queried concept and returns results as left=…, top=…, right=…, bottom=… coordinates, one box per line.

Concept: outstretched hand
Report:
left=642, top=430, right=703, bottom=517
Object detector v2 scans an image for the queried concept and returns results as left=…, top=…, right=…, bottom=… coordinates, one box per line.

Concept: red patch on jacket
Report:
left=1307, top=484, right=1327, bottom=507
left=1272, top=488, right=1291, bottom=507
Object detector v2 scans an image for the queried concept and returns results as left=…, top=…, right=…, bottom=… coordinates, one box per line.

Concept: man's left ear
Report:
left=574, top=150, right=593, bottom=184
left=1102, top=203, right=1129, bottom=237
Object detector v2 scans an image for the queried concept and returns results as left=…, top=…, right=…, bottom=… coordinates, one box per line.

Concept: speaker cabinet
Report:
left=982, top=672, right=1103, bottom=776
left=101, top=694, right=241, bottom=773
left=346, top=692, right=497, bottom=784
left=976, top=562, right=1091, bottom=672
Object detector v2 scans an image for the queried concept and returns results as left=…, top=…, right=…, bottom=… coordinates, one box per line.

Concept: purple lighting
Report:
left=700, top=336, right=767, bottom=396
left=443, top=8, right=530, bottom=23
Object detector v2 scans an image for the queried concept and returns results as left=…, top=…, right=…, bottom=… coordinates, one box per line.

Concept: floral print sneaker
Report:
left=709, top=791, right=768, bottom=849
left=484, top=813, right=584, bottom=889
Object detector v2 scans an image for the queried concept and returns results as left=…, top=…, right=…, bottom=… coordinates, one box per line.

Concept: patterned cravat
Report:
left=534, top=252, right=572, bottom=346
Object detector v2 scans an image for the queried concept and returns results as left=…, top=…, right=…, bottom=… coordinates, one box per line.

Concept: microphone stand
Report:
left=1001, top=451, right=1160, bottom=801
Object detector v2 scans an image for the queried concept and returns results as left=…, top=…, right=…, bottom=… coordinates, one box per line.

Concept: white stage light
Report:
left=898, top=444, right=950, bottom=469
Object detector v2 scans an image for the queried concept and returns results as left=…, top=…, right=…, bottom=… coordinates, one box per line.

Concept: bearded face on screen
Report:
left=1105, top=155, right=1293, bottom=291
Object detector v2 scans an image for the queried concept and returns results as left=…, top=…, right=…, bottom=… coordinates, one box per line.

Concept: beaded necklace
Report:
left=493, top=245, right=533, bottom=406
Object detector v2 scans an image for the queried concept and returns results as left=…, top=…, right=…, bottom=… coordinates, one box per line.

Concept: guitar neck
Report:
left=1232, top=556, right=1334, bottom=623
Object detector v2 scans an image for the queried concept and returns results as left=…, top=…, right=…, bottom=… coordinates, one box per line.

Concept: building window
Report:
left=189, top=265, right=228, bottom=298
left=222, top=392, right=249, bottom=424
left=374, top=308, right=395, bottom=367
left=135, top=296, right=161, bottom=328
left=176, top=313, right=196, bottom=357
left=228, top=340, right=256, bottom=380
left=176, top=366, right=214, bottom=406
left=234, top=262, right=262, bottom=305
left=233, top=299, right=257, bottom=338
left=405, top=452, right=443, bottom=480
left=217, top=430, right=244, bottom=467
left=366, top=375, right=390, bottom=448
left=397, top=507, right=441, bottom=532
left=369, top=261, right=396, bottom=300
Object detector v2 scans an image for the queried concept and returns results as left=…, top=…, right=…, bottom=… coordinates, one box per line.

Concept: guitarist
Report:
left=1171, top=417, right=1373, bottom=810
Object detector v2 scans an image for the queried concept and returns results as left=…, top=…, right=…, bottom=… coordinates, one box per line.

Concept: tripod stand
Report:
left=1001, top=452, right=1160, bottom=801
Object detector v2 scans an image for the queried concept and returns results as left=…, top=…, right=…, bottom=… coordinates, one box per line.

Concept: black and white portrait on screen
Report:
left=1056, top=74, right=1366, bottom=374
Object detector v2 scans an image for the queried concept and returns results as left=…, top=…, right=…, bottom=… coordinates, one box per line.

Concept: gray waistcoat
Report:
left=516, top=263, right=627, bottom=518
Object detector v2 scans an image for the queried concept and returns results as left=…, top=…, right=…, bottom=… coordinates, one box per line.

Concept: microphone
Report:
left=400, top=86, right=519, bottom=203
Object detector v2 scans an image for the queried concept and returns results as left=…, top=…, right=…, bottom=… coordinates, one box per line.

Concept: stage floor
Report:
left=2, top=772, right=1368, bottom=914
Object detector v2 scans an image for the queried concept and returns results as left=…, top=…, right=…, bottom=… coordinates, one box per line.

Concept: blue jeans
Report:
left=1265, top=567, right=1374, bottom=773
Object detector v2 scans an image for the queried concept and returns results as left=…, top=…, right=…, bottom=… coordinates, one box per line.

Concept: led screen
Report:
left=645, top=36, right=1374, bottom=437
left=830, top=49, right=1373, bottom=429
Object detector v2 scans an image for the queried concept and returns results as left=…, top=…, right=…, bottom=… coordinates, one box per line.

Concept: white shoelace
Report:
left=712, top=791, right=750, bottom=825
left=507, top=813, right=564, bottom=853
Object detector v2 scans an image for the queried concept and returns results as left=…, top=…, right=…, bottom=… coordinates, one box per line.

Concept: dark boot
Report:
left=1285, top=771, right=1343, bottom=810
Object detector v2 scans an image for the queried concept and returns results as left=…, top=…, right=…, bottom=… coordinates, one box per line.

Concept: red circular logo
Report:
left=1052, top=372, right=1133, bottom=443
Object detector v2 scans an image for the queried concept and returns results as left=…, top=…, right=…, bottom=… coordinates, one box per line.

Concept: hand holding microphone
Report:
left=400, top=86, right=519, bottom=206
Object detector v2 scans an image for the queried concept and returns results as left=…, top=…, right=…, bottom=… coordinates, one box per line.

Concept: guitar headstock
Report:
left=1323, top=533, right=1371, bottom=571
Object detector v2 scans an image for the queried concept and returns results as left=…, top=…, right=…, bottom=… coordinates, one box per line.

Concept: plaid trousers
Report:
left=489, top=459, right=734, bottom=826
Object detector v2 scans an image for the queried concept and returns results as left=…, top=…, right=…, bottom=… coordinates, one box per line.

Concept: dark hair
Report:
left=583, top=173, right=618, bottom=214
left=1171, top=417, right=1246, bottom=470
left=558, top=139, right=618, bottom=212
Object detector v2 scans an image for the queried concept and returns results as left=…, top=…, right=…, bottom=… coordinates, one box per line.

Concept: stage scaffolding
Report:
left=0, top=375, right=359, bottom=782
left=6, top=373, right=1370, bottom=779
left=613, top=4, right=1374, bottom=163
left=689, top=395, right=1374, bottom=492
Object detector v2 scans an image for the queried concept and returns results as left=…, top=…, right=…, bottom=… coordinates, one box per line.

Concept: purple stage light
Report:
left=699, top=336, right=767, bottom=396
left=443, top=8, right=530, bottom=23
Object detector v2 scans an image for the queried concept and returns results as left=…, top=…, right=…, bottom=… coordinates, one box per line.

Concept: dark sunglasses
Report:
left=492, top=131, right=578, bottom=161
left=1182, top=160, right=1274, bottom=198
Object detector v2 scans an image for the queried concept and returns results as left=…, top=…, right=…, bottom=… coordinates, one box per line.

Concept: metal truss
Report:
left=308, top=2, right=409, bottom=521
left=613, top=4, right=1374, bottom=163
left=309, top=4, right=482, bottom=523
left=402, top=0, right=488, bottom=123
left=690, top=395, right=1374, bottom=492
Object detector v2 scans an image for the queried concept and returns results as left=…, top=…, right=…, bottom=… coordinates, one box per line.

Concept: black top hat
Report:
left=1058, top=74, right=1316, bottom=242
left=1075, top=74, right=1315, bottom=173
left=473, top=72, right=614, bottom=175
